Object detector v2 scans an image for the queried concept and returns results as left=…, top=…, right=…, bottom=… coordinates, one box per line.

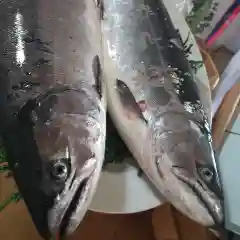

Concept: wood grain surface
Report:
left=212, top=82, right=240, bottom=151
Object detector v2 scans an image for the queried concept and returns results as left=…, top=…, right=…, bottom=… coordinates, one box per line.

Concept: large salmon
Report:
left=0, top=0, right=106, bottom=239
left=100, top=0, right=223, bottom=231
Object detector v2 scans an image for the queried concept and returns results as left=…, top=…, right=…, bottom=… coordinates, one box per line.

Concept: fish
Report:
left=100, top=0, right=224, bottom=231
left=0, top=0, right=106, bottom=239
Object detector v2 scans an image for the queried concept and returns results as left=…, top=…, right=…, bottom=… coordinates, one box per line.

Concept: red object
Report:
left=138, top=100, right=147, bottom=112
left=56, top=232, right=60, bottom=240
left=206, top=2, right=240, bottom=47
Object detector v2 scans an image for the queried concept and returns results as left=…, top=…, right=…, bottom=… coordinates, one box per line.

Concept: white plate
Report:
left=89, top=0, right=211, bottom=214
left=90, top=159, right=164, bottom=214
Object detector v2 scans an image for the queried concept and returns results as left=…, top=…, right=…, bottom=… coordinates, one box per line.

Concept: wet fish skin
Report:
left=101, top=0, right=223, bottom=228
left=0, top=0, right=106, bottom=239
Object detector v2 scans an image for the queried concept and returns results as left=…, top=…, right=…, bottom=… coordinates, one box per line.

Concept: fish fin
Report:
left=92, top=55, right=102, bottom=98
left=116, top=79, right=147, bottom=123
left=116, top=79, right=129, bottom=89
left=95, top=0, right=105, bottom=20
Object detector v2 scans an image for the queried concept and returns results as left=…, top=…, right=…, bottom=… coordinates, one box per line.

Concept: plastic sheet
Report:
left=212, top=49, right=240, bottom=117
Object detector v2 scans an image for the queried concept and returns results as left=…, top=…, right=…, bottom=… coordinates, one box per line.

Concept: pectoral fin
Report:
left=116, top=79, right=147, bottom=123
left=92, top=55, right=102, bottom=99
left=95, top=0, right=105, bottom=20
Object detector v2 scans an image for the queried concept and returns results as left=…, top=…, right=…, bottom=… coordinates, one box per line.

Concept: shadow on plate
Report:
left=103, top=113, right=164, bottom=201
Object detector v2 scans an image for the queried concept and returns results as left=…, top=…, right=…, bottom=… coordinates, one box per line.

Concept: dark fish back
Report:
left=0, top=0, right=53, bottom=114
left=145, top=0, right=204, bottom=119
left=0, top=2, right=55, bottom=238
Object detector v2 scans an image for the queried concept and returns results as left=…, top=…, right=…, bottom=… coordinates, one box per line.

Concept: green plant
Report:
left=0, top=147, right=22, bottom=212
left=0, top=192, right=22, bottom=212
left=186, top=0, right=219, bottom=34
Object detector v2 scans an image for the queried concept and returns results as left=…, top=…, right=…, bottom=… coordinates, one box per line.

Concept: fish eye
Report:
left=51, top=159, right=70, bottom=182
left=199, top=167, right=213, bottom=183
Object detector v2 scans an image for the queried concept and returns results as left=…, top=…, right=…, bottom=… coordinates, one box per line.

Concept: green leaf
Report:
left=189, top=60, right=204, bottom=74
left=0, top=165, right=9, bottom=172
left=0, top=192, right=22, bottom=212
left=186, top=0, right=219, bottom=34
left=0, top=147, right=7, bottom=164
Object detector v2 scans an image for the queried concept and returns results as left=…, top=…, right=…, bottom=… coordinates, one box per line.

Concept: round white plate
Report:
left=90, top=159, right=164, bottom=214
left=89, top=0, right=211, bottom=214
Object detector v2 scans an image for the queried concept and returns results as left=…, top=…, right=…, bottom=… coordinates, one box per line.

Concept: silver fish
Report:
left=0, top=0, right=106, bottom=239
left=100, top=0, right=223, bottom=230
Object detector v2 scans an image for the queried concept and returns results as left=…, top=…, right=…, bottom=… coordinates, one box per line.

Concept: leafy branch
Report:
left=186, top=0, right=219, bottom=34
left=0, top=192, right=22, bottom=212
left=0, top=147, right=22, bottom=211
left=182, top=32, right=204, bottom=74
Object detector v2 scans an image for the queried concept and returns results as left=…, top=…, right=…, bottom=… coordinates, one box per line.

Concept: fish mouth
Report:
left=48, top=158, right=97, bottom=238
left=171, top=166, right=223, bottom=227
left=48, top=175, right=90, bottom=238
left=58, top=177, right=88, bottom=237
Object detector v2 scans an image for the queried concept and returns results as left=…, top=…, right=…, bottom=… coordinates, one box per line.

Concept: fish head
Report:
left=150, top=112, right=223, bottom=228
left=16, top=86, right=104, bottom=238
